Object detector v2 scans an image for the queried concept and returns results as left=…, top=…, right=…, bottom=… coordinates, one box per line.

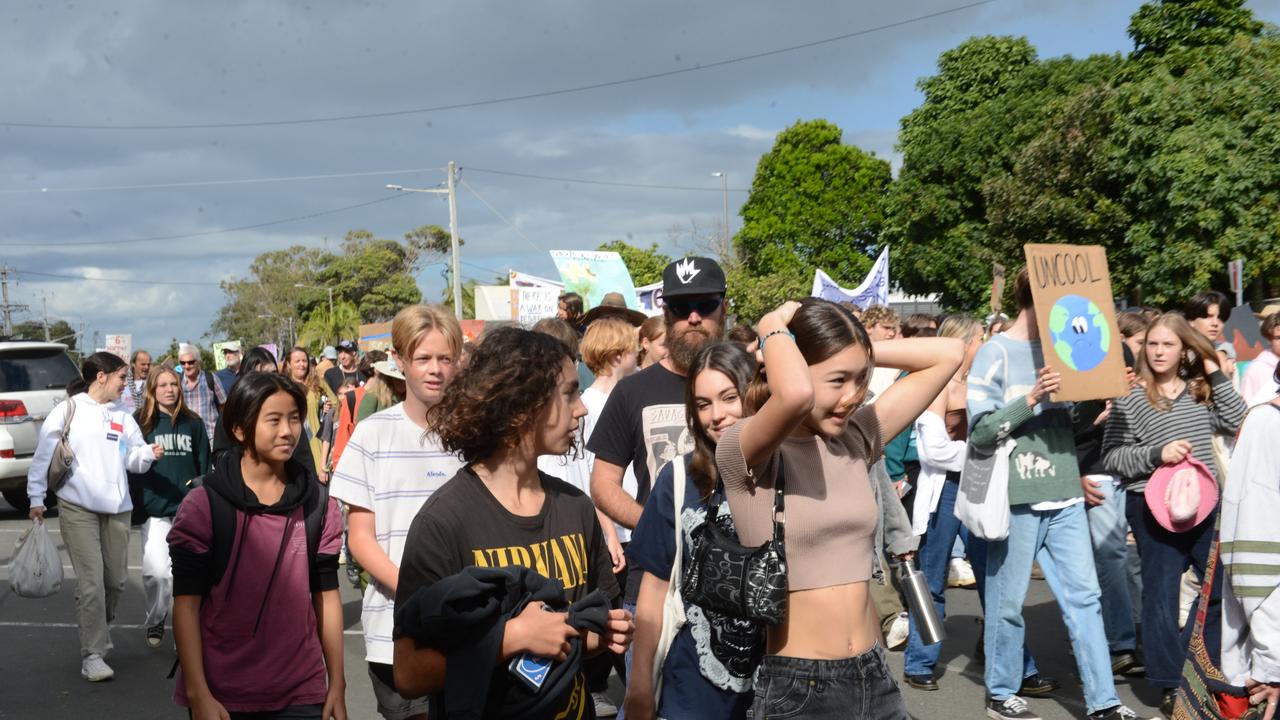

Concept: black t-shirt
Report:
left=323, top=366, right=367, bottom=398
left=396, top=467, right=619, bottom=718
left=585, top=362, right=690, bottom=514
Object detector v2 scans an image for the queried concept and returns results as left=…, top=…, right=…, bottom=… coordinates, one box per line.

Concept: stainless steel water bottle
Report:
left=898, top=557, right=946, bottom=646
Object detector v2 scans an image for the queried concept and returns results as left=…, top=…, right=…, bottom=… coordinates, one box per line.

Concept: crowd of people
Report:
left=20, top=255, right=1280, bottom=720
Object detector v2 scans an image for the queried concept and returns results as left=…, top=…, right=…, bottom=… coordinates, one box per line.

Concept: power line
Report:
left=0, top=194, right=410, bottom=247
left=0, top=166, right=445, bottom=194
left=458, top=178, right=543, bottom=253
left=466, top=167, right=750, bottom=193
left=14, top=268, right=223, bottom=287
left=1, top=1, right=997, bottom=131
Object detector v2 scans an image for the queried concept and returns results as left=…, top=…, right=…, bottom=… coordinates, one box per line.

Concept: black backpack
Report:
left=204, top=479, right=330, bottom=588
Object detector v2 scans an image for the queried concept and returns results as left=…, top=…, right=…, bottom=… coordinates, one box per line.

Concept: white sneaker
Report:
left=81, top=654, right=114, bottom=682
left=886, top=612, right=910, bottom=650
left=948, top=557, right=977, bottom=588
left=592, top=692, right=618, bottom=718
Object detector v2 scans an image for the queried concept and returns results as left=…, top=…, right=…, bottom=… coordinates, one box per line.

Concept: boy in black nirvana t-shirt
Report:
left=394, top=328, right=632, bottom=719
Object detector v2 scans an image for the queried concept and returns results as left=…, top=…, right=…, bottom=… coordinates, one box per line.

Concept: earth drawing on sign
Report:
left=1048, top=294, right=1110, bottom=372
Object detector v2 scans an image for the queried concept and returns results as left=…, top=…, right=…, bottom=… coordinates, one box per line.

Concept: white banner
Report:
left=509, top=270, right=563, bottom=289
left=811, top=247, right=890, bottom=310
left=512, top=286, right=561, bottom=328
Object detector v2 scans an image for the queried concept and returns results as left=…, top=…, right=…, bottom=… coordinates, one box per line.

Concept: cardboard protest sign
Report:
left=511, top=286, right=560, bottom=328
left=358, top=322, right=393, bottom=352
left=1023, top=244, right=1128, bottom=402
left=104, top=334, right=131, bottom=362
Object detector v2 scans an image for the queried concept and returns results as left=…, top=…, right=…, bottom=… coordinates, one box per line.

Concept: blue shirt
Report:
left=628, top=455, right=762, bottom=720
left=215, top=368, right=239, bottom=395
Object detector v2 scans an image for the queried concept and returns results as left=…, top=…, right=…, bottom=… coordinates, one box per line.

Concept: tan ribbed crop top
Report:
left=715, top=405, right=883, bottom=591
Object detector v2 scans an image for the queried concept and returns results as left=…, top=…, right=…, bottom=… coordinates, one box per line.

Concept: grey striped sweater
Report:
left=1102, top=371, right=1247, bottom=491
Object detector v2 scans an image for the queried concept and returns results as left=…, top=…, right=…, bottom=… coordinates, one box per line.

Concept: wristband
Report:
left=759, top=329, right=795, bottom=352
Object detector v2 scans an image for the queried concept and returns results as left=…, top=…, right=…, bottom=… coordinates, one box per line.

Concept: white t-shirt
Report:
left=329, top=403, right=464, bottom=665
left=538, top=385, right=638, bottom=543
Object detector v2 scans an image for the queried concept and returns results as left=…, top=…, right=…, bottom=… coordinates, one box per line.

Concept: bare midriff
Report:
left=766, top=580, right=878, bottom=659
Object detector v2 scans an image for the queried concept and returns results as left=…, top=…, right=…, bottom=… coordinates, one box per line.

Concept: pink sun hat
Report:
left=1145, top=455, right=1218, bottom=533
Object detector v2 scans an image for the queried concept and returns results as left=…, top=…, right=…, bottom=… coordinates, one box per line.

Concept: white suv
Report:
left=0, top=342, right=79, bottom=513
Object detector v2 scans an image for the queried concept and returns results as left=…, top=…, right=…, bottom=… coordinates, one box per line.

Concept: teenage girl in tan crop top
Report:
left=716, top=298, right=962, bottom=720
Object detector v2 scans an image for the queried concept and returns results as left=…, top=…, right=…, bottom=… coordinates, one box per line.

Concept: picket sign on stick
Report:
left=1023, top=244, right=1129, bottom=402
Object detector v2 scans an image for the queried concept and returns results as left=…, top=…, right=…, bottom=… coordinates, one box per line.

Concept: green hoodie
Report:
left=128, top=411, right=211, bottom=518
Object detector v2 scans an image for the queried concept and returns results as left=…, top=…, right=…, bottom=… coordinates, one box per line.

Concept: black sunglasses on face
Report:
left=179, top=360, right=197, bottom=366
left=665, top=296, right=723, bottom=319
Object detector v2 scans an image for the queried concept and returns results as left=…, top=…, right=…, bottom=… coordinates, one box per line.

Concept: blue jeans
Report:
left=984, top=503, right=1119, bottom=714
left=904, top=480, right=1038, bottom=679
left=1125, top=493, right=1220, bottom=689
left=1084, top=475, right=1137, bottom=653
left=752, top=646, right=909, bottom=720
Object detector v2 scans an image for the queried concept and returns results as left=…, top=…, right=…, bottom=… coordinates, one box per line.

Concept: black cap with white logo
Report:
left=661, top=257, right=726, bottom=299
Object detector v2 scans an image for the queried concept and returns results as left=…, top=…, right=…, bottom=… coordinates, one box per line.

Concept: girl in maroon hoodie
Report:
left=169, top=372, right=347, bottom=720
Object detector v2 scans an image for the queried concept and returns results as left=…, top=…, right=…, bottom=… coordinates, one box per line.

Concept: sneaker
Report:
left=987, top=695, right=1041, bottom=720
left=1159, top=690, right=1176, bottom=717
left=1018, top=673, right=1060, bottom=697
left=948, top=557, right=977, bottom=588
left=1111, top=650, right=1144, bottom=677
left=886, top=612, right=910, bottom=651
left=904, top=673, right=939, bottom=691
left=80, top=654, right=114, bottom=682
left=144, top=623, right=165, bottom=649
left=592, top=692, right=618, bottom=718
left=1090, top=704, right=1142, bottom=720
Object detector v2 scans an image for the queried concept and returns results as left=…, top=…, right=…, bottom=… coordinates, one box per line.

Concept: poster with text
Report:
left=549, top=250, right=638, bottom=310
left=511, top=286, right=560, bottom=328
left=104, top=334, right=131, bottom=362
left=1023, top=244, right=1128, bottom=402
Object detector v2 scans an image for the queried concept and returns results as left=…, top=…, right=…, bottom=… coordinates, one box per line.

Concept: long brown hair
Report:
left=284, top=346, right=324, bottom=397
left=1136, top=313, right=1218, bottom=410
left=135, top=366, right=201, bottom=436
left=685, top=342, right=758, bottom=500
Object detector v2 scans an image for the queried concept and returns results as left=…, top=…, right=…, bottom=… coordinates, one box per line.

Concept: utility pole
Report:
left=41, top=294, right=50, bottom=341
left=387, top=161, right=464, bottom=320
left=0, top=266, right=30, bottom=337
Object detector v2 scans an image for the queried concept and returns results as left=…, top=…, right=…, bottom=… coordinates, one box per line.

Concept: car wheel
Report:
left=1, top=488, right=57, bottom=515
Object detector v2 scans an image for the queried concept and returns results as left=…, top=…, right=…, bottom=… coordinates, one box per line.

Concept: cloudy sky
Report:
left=4, top=0, right=1278, bottom=352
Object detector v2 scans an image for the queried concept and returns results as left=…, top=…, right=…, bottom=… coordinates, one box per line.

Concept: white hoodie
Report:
left=27, top=393, right=156, bottom=514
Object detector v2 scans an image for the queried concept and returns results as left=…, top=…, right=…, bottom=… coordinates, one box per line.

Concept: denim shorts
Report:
left=751, top=645, right=910, bottom=720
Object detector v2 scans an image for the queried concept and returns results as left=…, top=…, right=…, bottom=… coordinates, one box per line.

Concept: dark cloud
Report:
left=6, top=0, right=1271, bottom=350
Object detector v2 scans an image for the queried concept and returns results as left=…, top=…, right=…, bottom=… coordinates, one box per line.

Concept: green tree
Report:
left=296, top=299, right=361, bottom=353
left=596, top=240, right=671, bottom=286
left=316, top=230, right=426, bottom=322
left=12, top=319, right=76, bottom=348
left=440, top=273, right=507, bottom=320
left=736, top=120, right=891, bottom=286
left=210, top=245, right=324, bottom=345
left=883, top=35, right=1122, bottom=310
left=1128, top=0, right=1262, bottom=62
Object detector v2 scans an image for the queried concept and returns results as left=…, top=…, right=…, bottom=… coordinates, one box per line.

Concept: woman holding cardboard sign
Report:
left=1102, top=313, right=1247, bottom=715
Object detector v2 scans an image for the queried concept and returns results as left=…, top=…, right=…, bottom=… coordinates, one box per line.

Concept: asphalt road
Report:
left=0, top=497, right=1164, bottom=719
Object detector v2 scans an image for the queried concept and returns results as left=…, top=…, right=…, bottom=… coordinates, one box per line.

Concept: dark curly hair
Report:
left=428, top=327, right=574, bottom=462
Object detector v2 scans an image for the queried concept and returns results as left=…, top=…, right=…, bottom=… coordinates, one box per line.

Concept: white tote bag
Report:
left=955, top=438, right=1015, bottom=541
left=651, top=459, right=689, bottom=701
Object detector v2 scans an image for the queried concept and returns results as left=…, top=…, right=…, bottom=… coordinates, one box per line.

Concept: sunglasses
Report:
left=665, top=296, right=723, bottom=319
left=179, top=360, right=197, bottom=366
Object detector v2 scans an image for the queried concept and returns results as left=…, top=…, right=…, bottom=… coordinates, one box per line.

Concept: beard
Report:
left=669, top=325, right=717, bottom=373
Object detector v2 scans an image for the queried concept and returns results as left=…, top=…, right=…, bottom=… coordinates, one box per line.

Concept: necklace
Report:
left=1158, top=377, right=1185, bottom=399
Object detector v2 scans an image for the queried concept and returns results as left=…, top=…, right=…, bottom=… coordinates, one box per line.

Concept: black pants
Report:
left=751, top=646, right=909, bottom=720
left=191, top=706, right=322, bottom=720
left=585, top=560, right=629, bottom=692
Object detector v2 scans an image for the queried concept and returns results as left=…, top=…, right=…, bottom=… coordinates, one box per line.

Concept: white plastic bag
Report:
left=652, top=459, right=688, bottom=701
left=955, top=438, right=1015, bottom=541
left=8, top=522, right=63, bottom=598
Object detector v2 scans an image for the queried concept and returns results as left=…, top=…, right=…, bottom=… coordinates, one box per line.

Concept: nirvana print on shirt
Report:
left=470, top=531, right=593, bottom=593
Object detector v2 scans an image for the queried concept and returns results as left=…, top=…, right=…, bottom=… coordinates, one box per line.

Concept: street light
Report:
left=294, top=283, right=334, bottom=318
left=711, top=171, right=729, bottom=246
left=386, top=160, right=463, bottom=320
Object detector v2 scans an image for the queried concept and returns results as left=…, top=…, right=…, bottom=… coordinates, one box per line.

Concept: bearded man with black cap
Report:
left=587, top=257, right=727, bottom=636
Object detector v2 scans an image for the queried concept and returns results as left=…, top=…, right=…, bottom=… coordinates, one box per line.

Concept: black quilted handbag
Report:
left=680, top=461, right=788, bottom=625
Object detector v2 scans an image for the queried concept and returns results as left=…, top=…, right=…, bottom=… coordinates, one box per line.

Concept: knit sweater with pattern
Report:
left=966, top=333, right=1081, bottom=506
left=1101, top=371, right=1246, bottom=491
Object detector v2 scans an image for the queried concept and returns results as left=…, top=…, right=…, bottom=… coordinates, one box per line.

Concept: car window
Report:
left=0, top=348, right=80, bottom=392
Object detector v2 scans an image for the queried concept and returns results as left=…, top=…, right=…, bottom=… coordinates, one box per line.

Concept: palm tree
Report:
left=297, top=300, right=361, bottom=353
